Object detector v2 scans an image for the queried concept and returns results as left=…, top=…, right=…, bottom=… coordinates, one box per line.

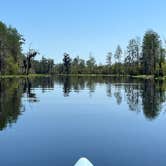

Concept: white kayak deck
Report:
left=74, top=158, right=94, bottom=166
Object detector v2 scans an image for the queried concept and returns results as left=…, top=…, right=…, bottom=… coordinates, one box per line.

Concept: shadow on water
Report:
left=0, top=76, right=166, bottom=131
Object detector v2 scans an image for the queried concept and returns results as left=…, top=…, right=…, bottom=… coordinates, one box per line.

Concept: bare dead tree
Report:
left=23, top=49, right=38, bottom=75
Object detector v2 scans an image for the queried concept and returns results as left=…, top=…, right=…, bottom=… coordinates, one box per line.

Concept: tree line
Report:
left=56, top=30, right=166, bottom=77
left=1, top=21, right=166, bottom=76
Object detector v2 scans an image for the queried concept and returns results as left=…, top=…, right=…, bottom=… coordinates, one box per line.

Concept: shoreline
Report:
left=0, top=74, right=51, bottom=79
left=0, top=74, right=165, bottom=80
left=55, top=74, right=166, bottom=80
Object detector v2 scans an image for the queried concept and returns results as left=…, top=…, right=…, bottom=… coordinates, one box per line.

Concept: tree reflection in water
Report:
left=0, top=78, right=23, bottom=130
left=56, top=76, right=166, bottom=120
left=0, top=77, right=54, bottom=130
left=141, top=80, right=166, bottom=120
left=0, top=76, right=166, bottom=131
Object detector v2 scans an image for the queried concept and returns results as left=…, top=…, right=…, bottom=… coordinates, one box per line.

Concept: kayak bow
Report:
left=74, top=157, right=94, bottom=166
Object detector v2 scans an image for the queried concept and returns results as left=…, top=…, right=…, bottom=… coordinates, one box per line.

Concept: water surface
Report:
left=0, top=76, right=166, bottom=166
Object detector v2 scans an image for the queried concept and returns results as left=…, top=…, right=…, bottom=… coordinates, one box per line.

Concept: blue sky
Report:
left=1, top=0, right=166, bottom=63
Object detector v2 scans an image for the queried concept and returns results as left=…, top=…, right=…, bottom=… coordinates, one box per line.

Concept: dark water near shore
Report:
left=0, top=76, right=166, bottom=166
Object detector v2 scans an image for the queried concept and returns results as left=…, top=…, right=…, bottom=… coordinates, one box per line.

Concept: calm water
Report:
left=0, top=76, right=166, bottom=166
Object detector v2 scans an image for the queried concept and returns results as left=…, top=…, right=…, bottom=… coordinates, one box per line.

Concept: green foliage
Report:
left=5, top=56, right=19, bottom=74
left=142, top=30, right=161, bottom=75
left=114, top=45, right=122, bottom=63
left=63, top=53, right=72, bottom=74
left=86, top=56, right=96, bottom=74
left=33, top=56, right=54, bottom=74
left=124, top=37, right=141, bottom=75
left=0, top=21, right=24, bottom=74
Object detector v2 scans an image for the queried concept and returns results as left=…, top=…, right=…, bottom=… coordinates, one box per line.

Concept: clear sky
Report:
left=1, top=0, right=166, bottom=63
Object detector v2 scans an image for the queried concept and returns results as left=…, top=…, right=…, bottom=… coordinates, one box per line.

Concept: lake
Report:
left=0, top=76, right=166, bottom=166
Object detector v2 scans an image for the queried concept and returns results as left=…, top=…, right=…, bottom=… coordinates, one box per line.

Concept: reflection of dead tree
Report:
left=23, top=78, right=38, bottom=102
left=23, top=49, right=38, bottom=75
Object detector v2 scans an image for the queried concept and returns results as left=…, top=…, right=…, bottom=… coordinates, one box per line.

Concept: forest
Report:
left=0, top=21, right=166, bottom=77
